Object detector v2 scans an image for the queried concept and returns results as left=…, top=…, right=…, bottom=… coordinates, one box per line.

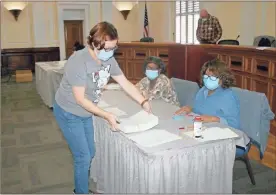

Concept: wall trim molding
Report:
left=57, top=2, right=91, bottom=60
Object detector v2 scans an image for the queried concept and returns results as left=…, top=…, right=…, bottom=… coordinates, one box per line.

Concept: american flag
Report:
left=143, top=3, right=149, bottom=37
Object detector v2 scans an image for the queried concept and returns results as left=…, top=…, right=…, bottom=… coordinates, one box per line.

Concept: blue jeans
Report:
left=53, top=103, right=95, bottom=194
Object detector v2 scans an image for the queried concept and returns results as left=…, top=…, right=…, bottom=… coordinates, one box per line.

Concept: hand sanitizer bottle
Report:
left=194, top=116, right=203, bottom=138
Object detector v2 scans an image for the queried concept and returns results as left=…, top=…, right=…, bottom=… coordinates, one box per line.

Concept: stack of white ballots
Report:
left=119, top=110, right=159, bottom=134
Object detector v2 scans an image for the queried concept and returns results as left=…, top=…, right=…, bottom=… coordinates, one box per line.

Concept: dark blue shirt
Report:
left=193, top=86, right=241, bottom=129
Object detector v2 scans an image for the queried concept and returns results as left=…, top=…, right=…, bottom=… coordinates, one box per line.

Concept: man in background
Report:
left=196, top=9, right=222, bottom=44
left=73, top=41, right=85, bottom=52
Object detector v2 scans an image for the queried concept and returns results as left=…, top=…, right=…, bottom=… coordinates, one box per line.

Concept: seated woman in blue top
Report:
left=175, top=59, right=240, bottom=129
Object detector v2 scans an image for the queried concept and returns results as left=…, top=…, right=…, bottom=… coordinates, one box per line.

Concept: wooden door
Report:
left=64, top=20, right=84, bottom=59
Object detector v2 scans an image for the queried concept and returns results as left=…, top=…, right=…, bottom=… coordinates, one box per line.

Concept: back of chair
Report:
left=232, top=87, right=275, bottom=158
left=218, top=40, right=239, bottom=45
left=140, top=37, right=154, bottom=42
left=171, top=78, right=199, bottom=107
left=253, top=35, right=276, bottom=47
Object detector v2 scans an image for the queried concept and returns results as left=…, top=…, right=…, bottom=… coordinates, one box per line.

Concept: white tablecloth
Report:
left=35, top=61, right=66, bottom=107
left=90, top=90, right=250, bottom=193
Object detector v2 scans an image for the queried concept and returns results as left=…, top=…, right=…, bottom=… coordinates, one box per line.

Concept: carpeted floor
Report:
left=1, top=80, right=276, bottom=194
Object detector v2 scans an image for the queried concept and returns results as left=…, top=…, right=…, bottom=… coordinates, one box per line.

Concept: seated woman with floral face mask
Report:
left=136, top=56, right=179, bottom=106
left=175, top=59, right=240, bottom=129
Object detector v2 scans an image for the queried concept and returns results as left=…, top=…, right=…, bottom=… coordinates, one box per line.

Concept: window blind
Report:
left=175, top=1, right=200, bottom=44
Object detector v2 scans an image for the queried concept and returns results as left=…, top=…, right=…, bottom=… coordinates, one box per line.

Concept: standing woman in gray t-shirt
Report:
left=53, top=21, right=151, bottom=194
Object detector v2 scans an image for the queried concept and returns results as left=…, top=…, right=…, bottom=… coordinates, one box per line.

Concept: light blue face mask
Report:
left=203, top=75, right=220, bottom=90
left=146, top=70, right=159, bottom=80
left=96, top=49, right=114, bottom=61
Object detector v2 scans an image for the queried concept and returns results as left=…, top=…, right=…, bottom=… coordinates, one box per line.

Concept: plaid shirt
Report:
left=196, top=15, right=222, bottom=43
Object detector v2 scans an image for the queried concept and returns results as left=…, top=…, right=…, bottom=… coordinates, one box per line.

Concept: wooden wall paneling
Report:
left=168, top=45, right=186, bottom=79
left=243, top=75, right=252, bottom=90
left=1, top=47, right=60, bottom=72
left=270, top=61, right=276, bottom=81
left=35, top=53, right=50, bottom=62
left=232, top=70, right=244, bottom=88
left=252, top=58, right=271, bottom=78
left=156, top=48, right=169, bottom=75
left=244, top=57, right=253, bottom=73
left=149, top=48, right=157, bottom=56
left=219, top=54, right=229, bottom=64
left=125, top=60, right=144, bottom=83
left=7, top=53, right=34, bottom=71
left=207, top=52, right=219, bottom=60
left=114, top=48, right=127, bottom=59
left=133, top=48, right=149, bottom=60
left=186, top=45, right=215, bottom=83
left=251, top=75, right=270, bottom=97
left=229, top=55, right=244, bottom=71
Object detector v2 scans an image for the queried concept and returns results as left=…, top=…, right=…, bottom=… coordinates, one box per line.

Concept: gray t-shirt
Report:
left=55, top=47, right=123, bottom=117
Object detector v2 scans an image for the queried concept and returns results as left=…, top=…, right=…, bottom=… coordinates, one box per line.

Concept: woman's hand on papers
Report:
left=104, top=112, right=120, bottom=131
left=142, top=101, right=152, bottom=113
left=174, top=106, right=192, bottom=115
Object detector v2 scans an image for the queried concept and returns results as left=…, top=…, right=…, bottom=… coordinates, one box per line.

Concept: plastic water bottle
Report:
left=194, top=116, right=203, bottom=138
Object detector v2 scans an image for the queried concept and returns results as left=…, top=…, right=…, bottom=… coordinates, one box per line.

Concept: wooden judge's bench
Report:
left=115, top=42, right=276, bottom=136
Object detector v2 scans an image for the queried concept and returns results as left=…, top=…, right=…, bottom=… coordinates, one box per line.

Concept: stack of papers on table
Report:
left=119, top=110, right=159, bottom=133
left=128, top=129, right=181, bottom=147
left=183, top=127, right=239, bottom=142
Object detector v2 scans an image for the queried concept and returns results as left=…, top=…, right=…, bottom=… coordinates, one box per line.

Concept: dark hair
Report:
left=143, top=56, right=166, bottom=74
left=200, top=59, right=235, bottom=88
left=87, top=21, right=118, bottom=50
left=73, top=41, right=85, bottom=51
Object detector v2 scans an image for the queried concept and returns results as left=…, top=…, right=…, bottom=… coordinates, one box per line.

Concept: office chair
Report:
left=218, top=35, right=240, bottom=45
left=140, top=37, right=154, bottom=42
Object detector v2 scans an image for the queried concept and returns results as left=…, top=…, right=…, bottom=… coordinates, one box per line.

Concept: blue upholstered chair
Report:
left=232, top=87, right=275, bottom=185
left=170, top=78, right=199, bottom=107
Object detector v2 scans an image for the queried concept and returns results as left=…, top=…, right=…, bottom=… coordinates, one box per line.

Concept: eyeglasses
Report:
left=104, top=45, right=118, bottom=52
left=203, top=74, right=218, bottom=81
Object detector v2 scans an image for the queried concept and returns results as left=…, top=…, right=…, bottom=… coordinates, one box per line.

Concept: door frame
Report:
left=57, top=2, right=91, bottom=60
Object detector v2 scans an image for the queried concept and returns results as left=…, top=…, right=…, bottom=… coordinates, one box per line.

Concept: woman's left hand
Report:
left=200, top=115, right=219, bottom=123
left=142, top=101, right=152, bottom=113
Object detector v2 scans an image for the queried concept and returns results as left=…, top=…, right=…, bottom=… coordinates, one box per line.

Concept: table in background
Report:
left=91, top=90, right=249, bottom=194
left=35, top=61, right=65, bottom=107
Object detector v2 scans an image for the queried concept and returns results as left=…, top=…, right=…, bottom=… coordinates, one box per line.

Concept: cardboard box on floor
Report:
left=15, top=70, right=33, bottom=83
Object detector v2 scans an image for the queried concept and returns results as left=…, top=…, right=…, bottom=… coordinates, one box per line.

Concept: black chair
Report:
left=218, top=39, right=239, bottom=45
left=218, top=35, right=240, bottom=45
left=140, top=37, right=154, bottom=42
left=1, top=66, right=12, bottom=83
left=235, top=142, right=256, bottom=185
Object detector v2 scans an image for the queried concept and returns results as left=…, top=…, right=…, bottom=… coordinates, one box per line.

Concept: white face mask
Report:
left=202, top=18, right=207, bottom=22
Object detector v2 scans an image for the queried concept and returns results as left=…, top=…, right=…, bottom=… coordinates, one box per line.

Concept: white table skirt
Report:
left=90, top=90, right=240, bottom=193
left=35, top=61, right=65, bottom=107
